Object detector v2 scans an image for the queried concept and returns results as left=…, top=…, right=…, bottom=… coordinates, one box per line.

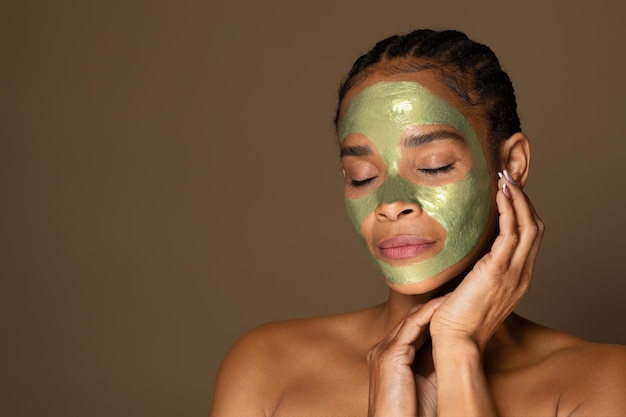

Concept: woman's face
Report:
left=337, top=70, right=498, bottom=293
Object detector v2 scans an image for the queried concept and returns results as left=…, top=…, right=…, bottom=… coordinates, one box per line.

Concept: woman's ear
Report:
left=499, top=132, right=531, bottom=187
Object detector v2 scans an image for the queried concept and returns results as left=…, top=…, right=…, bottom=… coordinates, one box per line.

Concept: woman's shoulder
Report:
left=546, top=329, right=625, bottom=385
left=512, top=316, right=624, bottom=372
left=523, top=319, right=624, bottom=365
left=230, top=305, right=380, bottom=361
left=209, top=307, right=377, bottom=416
left=546, top=333, right=625, bottom=415
left=510, top=316, right=626, bottom=415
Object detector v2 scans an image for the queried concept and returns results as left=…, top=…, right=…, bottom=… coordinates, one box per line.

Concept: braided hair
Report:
left=335, top=29, right=521, bottom=156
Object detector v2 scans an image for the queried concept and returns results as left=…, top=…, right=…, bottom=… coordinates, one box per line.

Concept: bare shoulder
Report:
left=550, top=337, right=626, bottom=416
left=209, top=307, right=377, bottom=417
left=511, top=317, right=626, bottom=416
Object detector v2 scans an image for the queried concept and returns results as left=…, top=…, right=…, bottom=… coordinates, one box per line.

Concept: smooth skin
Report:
left=209, top=70, right=626, bottom=417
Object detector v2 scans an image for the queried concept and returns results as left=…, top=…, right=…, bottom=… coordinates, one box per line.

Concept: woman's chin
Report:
left=384, top=272, right=453, bottom=295
left=382, top=258, right=471, bottom=296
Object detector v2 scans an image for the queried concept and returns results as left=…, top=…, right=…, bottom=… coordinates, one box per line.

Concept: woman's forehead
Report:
left=338, top=70, right=450, bottom=118
left=337, top=71, right=490, bottom=150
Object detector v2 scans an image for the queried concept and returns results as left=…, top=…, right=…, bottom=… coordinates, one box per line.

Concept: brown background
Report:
left=2, top=1, right=625, bottom=416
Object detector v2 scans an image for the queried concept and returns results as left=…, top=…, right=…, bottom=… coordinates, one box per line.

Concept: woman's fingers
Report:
left=369, top=296, right=448, bottom=364
left=393, top=296, right=448, bottom=346
left=516, top=196, right=545, bottom=282
left=482, top=172, right=543, bottom=279
left=499, top=173, right=544, bottom=282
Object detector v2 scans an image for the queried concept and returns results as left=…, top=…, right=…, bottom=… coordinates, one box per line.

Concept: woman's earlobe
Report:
left=499, top=132, right=531, bottom=187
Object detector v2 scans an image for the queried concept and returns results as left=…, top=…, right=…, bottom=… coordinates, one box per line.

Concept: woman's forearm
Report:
left=432, top=336, right=498, bottom=417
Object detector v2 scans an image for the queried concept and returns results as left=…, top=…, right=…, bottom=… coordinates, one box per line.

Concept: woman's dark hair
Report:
left=335, top=29, right=521, bottom=156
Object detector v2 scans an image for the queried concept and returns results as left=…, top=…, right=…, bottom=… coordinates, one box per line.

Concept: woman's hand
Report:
left=430, top=171, right=545, bottom=349
left=367, top=297, right=447, bottom=417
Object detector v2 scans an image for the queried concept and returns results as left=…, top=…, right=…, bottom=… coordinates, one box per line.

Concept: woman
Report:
left=209, top=29, right=625, bottom=416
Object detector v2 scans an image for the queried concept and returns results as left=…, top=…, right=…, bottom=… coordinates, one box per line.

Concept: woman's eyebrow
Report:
left=403, top=130, right=465, bottom=148
left=340, top=144, right=372, bottom=158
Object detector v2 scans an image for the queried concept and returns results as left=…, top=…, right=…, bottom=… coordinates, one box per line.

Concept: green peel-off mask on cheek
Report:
left=338, top=81, right=491, bottom=285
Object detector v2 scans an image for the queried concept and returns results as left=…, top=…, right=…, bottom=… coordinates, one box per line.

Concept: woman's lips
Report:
left=377, top=235, right=438, bottom=260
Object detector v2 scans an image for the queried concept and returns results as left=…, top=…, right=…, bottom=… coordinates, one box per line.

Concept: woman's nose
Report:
left=374, top=200, right=421, bottom=221
left=374, top=175, right=422, bottom=221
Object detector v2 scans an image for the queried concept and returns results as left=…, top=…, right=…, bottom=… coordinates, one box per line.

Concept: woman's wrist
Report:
left=431, top=335, right=482, bottom=367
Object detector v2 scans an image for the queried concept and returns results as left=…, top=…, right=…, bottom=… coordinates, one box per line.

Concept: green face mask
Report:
left=338, top=81, right=491, bottom=285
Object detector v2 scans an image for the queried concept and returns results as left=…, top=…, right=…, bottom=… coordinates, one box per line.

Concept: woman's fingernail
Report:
left=502, top=182, right=511, bottom=198
left=503, top=170, right=517, bottom=185
left=497, top=171, right=503, bottom=179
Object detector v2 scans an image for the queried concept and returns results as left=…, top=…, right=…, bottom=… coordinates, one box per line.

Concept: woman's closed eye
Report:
left=419, top=163, right=455, bottom=175
left=350, top=176, right=378, bottom=187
